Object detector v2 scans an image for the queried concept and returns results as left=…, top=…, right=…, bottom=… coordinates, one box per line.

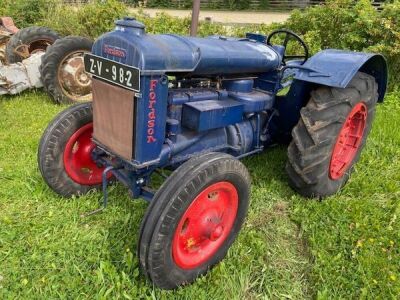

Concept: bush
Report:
left=77, top=0, right=127, bottom=37
left=0, top=0, right=58, bottom=29
left=3, top=0, right=400, bottom=88
left=39, top=0, right=127, bottom=38
left=368, top=2, right=400, bottom=88
left=133, top=11, right=192, bottom=35
left=283, top=0, right=399, bottom=88
left=39, top=3, right=85, bottom=37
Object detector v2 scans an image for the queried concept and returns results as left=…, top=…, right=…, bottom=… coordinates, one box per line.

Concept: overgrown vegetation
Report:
left=283, top=0, right=400, bottom=88
left=1, top=0, right=398, bottom=87
left=0, top=0, right=51, bottom=28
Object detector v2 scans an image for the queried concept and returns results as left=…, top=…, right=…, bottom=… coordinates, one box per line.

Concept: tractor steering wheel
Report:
left=266, top=29, right=309, bottom=65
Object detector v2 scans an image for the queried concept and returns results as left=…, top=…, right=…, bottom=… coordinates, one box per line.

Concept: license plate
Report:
left=84, top=54, right=140, bottom=92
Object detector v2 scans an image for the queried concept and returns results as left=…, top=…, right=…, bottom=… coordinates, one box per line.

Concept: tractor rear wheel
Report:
left=286, top=72, right=378, bottom=198
left=40, top=36, right=93, bottom=104
left=138, top=152, right=250, bottom=289
left=5, top=26, right=59, bottom=63
left=38, top=102, right=109, bottom=197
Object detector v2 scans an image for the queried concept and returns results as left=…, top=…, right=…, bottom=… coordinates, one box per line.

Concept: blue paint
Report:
left=294, top=49, right=387, bottom=101
left=182, top=100, right=244, bottom=131
left=133, top=75, right=168, bottom=164
left=227, top=89, right=274, bottom=113
left=91, top=19, right=280, bottom=75
left=88, top=17, right=388, bottom=201
left=222, top=79, right=254, bottom=93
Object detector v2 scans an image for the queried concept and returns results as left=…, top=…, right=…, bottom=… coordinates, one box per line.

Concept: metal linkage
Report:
left=80, top=166, right=115, bottom=217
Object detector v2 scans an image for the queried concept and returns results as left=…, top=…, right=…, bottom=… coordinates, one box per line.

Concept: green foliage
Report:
left=281, top=0, right=399, bottom=88
left=0, top=0, right=57, bottom=28
left=368, top=2, right=400, bottom=89
left=38, top=0, right=127, bottom=38
left=39, top=3, right=86, bottom=37
left=5, top=0, right=399, bottom=88
left=77, top=0, right=127, bottom=37
left=133, top=11, right=191, bottom=35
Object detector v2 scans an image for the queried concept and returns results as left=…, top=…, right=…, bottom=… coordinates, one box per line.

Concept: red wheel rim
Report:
left=329, top=102, right=368, bottom=180
left=63, top=122, right=105, bottom=185
left=172, top=181, right=239, bottom=269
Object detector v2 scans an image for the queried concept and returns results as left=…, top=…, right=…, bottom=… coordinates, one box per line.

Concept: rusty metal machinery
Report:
left=0, top=17, right=19, bottom=65
left=0, top=52, right=44, bottom=95
left=40, top=36, right=93, bottom=104
left=0, top=18, right=92, bottom=103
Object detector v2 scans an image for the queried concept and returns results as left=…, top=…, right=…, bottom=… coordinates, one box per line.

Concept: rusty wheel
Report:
left=5, top=26, right=59, bottom=63
left=40, top=36, right=93, bottom=104
left=58, top=50, right=92, bottom=102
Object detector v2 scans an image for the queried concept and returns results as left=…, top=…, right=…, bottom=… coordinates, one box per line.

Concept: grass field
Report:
left=0, top=90, right=399, bottom=299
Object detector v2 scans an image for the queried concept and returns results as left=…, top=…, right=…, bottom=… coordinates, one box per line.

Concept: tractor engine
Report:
left=85, top=17, right=281, bottom=169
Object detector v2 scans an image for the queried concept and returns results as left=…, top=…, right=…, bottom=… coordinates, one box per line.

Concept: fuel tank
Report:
left=91, top=17, right=281, bottom=75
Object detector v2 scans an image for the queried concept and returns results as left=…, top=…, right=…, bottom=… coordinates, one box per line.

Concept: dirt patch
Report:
left=128, top=8, right=290, bottom=25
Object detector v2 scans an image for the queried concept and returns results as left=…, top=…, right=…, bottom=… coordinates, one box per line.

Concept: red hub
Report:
left=63, top=123, right=105, bottom=185
left=329, top=102, right=368, bottom=180
left=172, top=181, right=239, bottom=269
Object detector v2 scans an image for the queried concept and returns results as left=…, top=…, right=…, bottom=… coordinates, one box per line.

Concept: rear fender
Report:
left=294, top=49, right=388, bottom=102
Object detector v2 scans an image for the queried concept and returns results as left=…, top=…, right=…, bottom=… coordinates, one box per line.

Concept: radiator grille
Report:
left=92, top=79, right=135, bottom=160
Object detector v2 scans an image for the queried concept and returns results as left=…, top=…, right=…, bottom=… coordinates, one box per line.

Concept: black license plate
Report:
left=84, top=54, right=140, bottom=92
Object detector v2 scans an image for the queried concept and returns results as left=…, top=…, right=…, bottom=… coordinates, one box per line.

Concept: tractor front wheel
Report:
left=286, top=72, right=378, bottom=198
left=38, top=102, right=108, bottom=197
left=138, top=152, right=251, bottom=289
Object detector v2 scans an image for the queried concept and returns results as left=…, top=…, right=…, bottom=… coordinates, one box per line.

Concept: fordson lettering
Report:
left=103, top=44, right=126, bottom=58
left=147, top=80, right=157, bottom=143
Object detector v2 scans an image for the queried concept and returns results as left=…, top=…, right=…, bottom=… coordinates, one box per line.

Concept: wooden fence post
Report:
left=190, top=0, right=201, bottom=36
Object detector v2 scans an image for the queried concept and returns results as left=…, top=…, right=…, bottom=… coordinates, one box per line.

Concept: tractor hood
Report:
left=91, top=17, right=280, bottom=75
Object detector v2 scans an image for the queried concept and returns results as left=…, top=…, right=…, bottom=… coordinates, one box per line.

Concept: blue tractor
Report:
left=38, top=18, right=388, bottom=289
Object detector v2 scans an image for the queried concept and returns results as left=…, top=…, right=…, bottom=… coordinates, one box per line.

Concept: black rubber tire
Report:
left=286, top=72, right=378, bottom=198
left=38, top=102, right=101, bottom=197
left=5, top=26, right=60, bottom=63
left=138, top=152, right=251, bottom=289
left=40, top=36, right=93, bottom=104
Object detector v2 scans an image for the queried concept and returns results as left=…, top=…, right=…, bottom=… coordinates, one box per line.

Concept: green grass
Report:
left=0, top=90, right=399, bottom=299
